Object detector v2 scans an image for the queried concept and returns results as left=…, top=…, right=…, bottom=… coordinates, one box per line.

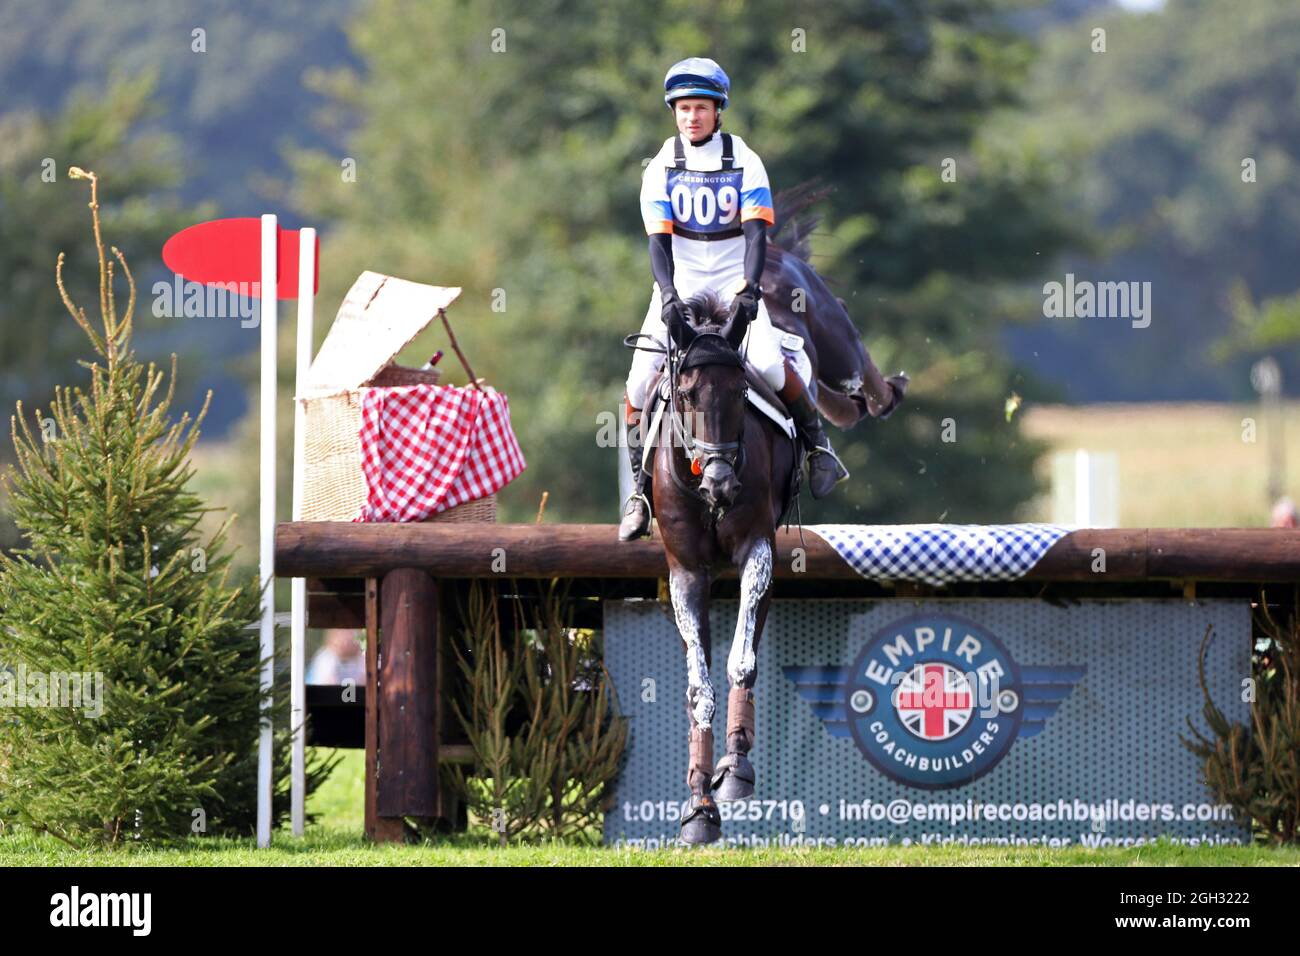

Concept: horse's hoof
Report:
left=711, top=752, right=755, bottom=801
left=680, top=795, right=722, bottom=845
left=871, top=372, right=909, bottom=420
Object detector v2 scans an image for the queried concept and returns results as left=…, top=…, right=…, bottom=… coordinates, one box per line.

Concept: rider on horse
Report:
left=619, top=57, right=849, bottom=542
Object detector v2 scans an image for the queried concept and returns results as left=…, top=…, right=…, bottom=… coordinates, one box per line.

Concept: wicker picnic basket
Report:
left=296, top=270, right=496, bottom=523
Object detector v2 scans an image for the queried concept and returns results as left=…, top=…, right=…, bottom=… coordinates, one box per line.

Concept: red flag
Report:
left=162, top=217, right=318, bottom=300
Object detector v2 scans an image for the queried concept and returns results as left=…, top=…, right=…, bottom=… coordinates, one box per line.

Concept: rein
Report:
left=665, top=331, right=748, bottom=525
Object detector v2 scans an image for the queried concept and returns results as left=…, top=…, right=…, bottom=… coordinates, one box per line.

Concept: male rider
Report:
left=619, top=57, right=847, bottom=542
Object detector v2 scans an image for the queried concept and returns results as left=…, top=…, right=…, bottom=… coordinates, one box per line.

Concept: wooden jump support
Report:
left=275, top=523, right=1300, bottom=842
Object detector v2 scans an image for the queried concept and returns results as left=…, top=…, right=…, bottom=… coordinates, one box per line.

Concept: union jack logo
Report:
left=893, top=662, right=973, bottom=741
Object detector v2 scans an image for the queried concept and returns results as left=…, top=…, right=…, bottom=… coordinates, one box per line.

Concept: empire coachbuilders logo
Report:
left=785, top=613, right=1084, bottom=790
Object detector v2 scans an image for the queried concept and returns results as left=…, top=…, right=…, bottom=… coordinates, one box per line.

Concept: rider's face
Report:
left=674, top=98, right=719, bottom=139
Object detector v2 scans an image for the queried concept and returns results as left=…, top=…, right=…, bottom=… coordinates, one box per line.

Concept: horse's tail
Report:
left=770, top=179, right=835, bottom=264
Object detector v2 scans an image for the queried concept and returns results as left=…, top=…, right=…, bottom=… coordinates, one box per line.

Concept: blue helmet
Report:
left=663, top=57, right=730, bottom=110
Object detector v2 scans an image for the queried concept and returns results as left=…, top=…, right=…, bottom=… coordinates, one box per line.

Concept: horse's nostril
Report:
left=704, top=480, right=740, bottom=507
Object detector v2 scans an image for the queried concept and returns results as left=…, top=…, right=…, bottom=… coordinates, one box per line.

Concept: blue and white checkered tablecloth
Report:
left=805, top=524, right=1073, bottom=587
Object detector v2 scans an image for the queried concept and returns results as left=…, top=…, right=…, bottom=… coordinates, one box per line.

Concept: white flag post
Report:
left=290, top=228, right=316, bottom=836
left=257, top=213, right=278, bottom=848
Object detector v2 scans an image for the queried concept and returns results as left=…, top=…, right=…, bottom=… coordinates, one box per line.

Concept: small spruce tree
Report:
left=0, top=168, right=333, bottom=845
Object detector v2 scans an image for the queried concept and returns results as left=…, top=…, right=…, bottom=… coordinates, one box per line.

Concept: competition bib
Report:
left=667, top=133, right=744, bottom=241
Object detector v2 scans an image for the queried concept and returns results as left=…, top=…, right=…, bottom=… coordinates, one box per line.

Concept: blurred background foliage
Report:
left=1, top=0, right=1297, bottom=573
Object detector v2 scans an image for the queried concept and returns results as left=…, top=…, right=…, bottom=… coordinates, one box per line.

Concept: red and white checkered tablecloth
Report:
left=352, top=384, right=526, bottom=522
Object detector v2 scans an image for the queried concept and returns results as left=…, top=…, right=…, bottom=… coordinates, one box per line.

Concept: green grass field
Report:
left=1, top=750, right=1296, bottom=866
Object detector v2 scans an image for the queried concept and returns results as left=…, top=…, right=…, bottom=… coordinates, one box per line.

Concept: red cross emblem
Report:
left=894, top=662, right=973, bottom=741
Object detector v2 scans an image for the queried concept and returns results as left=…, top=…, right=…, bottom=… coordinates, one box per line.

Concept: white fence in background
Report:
left=1051, top=449, right=1119, bottom=528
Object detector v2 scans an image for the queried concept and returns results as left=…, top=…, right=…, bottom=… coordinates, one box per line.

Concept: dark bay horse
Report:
left=764, top=182, right=908, bottom=427
left=650, top=290, right=798, bottom=845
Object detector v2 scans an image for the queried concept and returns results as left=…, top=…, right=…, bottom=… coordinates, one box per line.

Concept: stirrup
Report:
left=623, top=491, right=652, bottom=518
left=618, top=492, right=652, bottom=540
left=807, top=442, right=850, bottom=482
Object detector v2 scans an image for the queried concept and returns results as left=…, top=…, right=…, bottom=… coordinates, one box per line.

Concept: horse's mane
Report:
left=769, top=179, right=834, bottom=264
left=682, top=289, right=731, bottom=328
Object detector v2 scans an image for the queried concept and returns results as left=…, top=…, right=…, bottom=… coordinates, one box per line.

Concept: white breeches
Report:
left=625, top=279, right=791, bottom=410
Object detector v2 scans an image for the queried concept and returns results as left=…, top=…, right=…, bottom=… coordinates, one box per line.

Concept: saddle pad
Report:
left=746, top=388, right=797, bottom=440
left=806, top=523, right=1073, bottom=586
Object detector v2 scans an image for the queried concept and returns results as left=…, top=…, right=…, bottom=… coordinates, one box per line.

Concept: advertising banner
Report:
left=603, top=598, right=1251, bottom=849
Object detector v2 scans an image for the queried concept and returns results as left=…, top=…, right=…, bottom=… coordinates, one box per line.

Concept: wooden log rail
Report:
left=277, top=524, right=1300, bottom=583
left=278, top=524, right=1300, bottom=842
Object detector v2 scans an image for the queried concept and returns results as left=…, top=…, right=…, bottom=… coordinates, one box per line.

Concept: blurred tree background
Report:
left=285, top=0, right=1079, bottom=530
left=1005, top=0, right=1300, bottom=400
left=4, top=0, right=1300, bottom=568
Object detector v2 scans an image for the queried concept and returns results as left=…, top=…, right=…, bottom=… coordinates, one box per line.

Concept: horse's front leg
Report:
left=713, top=536, right=774, bottom=802
left=668, top=561, right=722, bottom=845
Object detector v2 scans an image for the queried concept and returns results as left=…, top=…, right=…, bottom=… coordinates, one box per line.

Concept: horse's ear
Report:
left=667, top=310, right=696, bottom=350
left=722, top=307, right=749, bottom=350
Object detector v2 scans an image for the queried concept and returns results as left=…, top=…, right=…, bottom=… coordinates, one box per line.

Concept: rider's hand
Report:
left=730, top=281, right=760, bottom=327
left=660, top=286, right=687, bottom=329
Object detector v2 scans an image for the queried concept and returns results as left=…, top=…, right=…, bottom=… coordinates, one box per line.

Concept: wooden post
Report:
left=364, top=577, right=403, bottom=843
left=377, top=568, right=440, bottom=824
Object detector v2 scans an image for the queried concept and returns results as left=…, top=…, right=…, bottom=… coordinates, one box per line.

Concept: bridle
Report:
left=623, top=305, right=807, bottom=543
left=664, top=329, right=748, bottom=521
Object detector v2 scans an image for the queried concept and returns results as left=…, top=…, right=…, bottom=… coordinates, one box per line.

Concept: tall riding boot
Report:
left=618, top=399, right=652, bottom=541
left=778, top=364, right=848, bottom=499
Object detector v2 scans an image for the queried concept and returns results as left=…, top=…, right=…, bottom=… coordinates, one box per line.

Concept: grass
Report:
left=1, top=750, right=1297, bottom=866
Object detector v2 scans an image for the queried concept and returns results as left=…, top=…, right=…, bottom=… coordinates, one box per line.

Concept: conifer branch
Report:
left=111, top=245, right=136, bottom=349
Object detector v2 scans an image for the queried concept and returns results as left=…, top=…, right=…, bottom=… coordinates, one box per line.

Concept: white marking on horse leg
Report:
left=669, top=570, right=714, bottom=729
left=728, top=538, right=772, bottom=686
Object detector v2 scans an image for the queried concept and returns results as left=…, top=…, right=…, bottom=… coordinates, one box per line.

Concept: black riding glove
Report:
left=730, top=281, right=760, bottom=327
left=661, top=286, right=688, bottom=330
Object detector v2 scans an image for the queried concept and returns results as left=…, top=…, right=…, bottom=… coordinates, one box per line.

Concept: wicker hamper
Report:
left=296, top=270, right=496, bottom=523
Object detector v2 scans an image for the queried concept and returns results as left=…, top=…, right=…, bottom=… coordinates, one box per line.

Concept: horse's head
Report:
left=666, top=290, right=750, bottom=512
